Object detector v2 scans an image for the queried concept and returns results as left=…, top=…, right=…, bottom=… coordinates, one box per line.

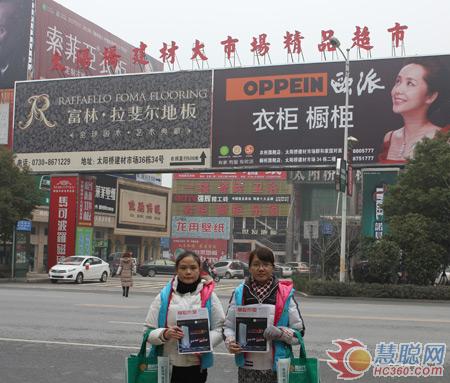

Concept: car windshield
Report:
left=59, top=257, right=85, bottom=265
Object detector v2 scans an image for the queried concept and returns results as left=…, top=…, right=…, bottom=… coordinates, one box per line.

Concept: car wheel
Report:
left=148, top=269, right=156, bottom=277
left=224, top=272, right=232, bottom=279
left=50, top=279, right=58, bottom=284
left=75, top=272, right=84, bottom=284
left=100, top=271, right=108, bottom=282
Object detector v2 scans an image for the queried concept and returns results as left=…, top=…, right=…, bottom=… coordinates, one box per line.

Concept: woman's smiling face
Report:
left=391, top=63, right=437, bottom=115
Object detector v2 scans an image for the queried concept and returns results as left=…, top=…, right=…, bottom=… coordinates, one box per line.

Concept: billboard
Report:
left=171, top=216, right=231, bottom=240
left=361, top=169, right=399, bottom=239
left=0, top=0, right=32, bottom=89
left=47, top=176, right=78, bottom=268
left=212, top=55, right=450, bottom=169
left=95, top=174, right=117, bottom=213
left=0, top=89, right=14, bottom=147
left=115, top=178, right=171, bottom=237
left=170, top=238, right=228, bottom=262
left=13, top=70, right=212, bottom=172
left=34, top=0, right=162, bottom=79
left=173, top=171, right=287, bottom=180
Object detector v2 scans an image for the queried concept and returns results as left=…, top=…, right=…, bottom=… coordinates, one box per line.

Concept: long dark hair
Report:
left=403, top=57, right=450, bottom=126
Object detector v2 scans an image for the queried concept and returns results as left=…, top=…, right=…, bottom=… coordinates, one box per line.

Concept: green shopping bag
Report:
left=288, top=330, right=320, bottom=383
left=125, top=329, right=158, bottom=383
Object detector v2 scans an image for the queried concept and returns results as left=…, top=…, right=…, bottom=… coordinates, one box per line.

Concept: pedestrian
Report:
left=223, top=247, right=305, bottom=383
left=117, top=252, right=135, bottom=297
left=144, top=250, right=225, bottom=383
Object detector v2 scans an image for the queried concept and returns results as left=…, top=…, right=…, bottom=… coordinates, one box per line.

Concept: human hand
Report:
left=163, top=326, right=184, bottom=340
left=225, top=337, right=243, bottom=354
left=263, top=325, right=282, bottom=341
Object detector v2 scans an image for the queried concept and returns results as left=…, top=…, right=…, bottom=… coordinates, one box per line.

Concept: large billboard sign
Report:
left=171, top=216, right=231, bottom=240
left=170, top=238, right=228, bottom=262
left=212, top=54, right=450, bottom=169
left=0, top=0, right=32, bottom=89
left=13, top=70, right=212, bottom=172
left=115, top=178, right=171, bottom=237
left=361, top=169, right=399, bottom=239
left=34, top=0, right=162, bottom=79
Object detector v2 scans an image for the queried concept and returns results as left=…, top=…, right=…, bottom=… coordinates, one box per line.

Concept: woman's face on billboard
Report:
left=391, top=63, right=437, bottom=115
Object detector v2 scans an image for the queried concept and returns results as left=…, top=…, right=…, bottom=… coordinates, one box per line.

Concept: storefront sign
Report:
left=171, top=216, right=230, bottom=239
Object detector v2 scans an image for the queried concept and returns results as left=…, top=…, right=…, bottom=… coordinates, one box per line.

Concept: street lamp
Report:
left=329, top=36, right=351, bottom=283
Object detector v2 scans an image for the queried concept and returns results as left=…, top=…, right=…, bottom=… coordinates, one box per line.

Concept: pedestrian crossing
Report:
left=79, top=277, right=240, bottom=296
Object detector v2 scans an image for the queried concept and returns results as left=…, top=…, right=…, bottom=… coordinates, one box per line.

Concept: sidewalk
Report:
left=0, top=272, right=49, bottom=283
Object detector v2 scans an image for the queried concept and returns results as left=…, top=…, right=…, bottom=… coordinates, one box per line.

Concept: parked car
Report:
left=274, top=263, right=293, bottom=278
left=48, top=256, right=110, bottom=284
left=435, top=267, right=450, bottom=285
left=286, top=261, right=310, bottom=274
left=213, top=260, right=245, bottom=279
left=138, top=259, right=176, bottom=277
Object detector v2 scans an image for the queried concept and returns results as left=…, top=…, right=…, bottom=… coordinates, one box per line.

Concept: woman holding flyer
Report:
left=144, top=250, right=225, bottom=383
left=224, top=247, right=305, bottom=383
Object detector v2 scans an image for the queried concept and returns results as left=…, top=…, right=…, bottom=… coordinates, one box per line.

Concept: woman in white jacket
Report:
left=144, top=251, right=225, bottom=383
left=224, top=247, right=305, bottom=383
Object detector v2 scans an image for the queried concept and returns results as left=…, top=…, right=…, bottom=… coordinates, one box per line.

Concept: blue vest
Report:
left=149, top=280, right=214, bottom=369
left=233, top=283, right=294, bottom=371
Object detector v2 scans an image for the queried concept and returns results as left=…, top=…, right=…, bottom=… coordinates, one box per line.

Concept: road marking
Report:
left=305, top=313, right=450, bottom=324
left=0, top=337, right=233, bottom=356
left=75, top=303, right=146, bottom=309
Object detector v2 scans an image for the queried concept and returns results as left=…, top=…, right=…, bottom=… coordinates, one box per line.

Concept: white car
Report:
left=213, top=261, right=245, bottom=279
left=435, top=267, right=450, bottom=285
left=49, top=256, right=110, bottom=284
left=274, top=263, right=293, bottom=278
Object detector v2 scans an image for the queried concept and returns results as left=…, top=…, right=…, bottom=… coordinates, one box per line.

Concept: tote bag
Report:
left=125, top=329, right=158, bottom=383
left=288, top=330, right=320, bottom=383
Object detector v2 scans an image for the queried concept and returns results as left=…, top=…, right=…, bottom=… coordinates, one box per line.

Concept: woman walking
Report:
left=117, top=252, right=135, bottom=297
left=144, top=250, right=225, bottom=383
left=224, top=247, right=305, bottom=383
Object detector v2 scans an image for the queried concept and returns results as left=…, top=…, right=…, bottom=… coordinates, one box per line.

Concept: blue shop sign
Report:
left=16, top=220, right=32, bottom=232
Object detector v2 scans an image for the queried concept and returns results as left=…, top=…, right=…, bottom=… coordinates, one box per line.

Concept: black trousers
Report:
left=122, top=286, right=129, bottom=297
left=171, top=366, right=207, bottom=383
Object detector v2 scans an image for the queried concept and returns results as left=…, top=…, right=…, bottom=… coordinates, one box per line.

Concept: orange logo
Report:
left=226, top=73, right=327, bottom=101
left=327, top=339, right=372, bottom=380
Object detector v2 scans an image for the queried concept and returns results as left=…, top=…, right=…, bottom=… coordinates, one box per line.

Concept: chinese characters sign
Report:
left=48, top=176, right=78, bottom=268
left=77, top=176, right=95, bottom=226
left=170, top=238, right=227, bottom=262
left=34, top=0, right=162, bottom=80
left=212, top=55, right=450, bottom=168
left=115, top=178, right=171, bottom=237
left=171, top=216, right=231, bottom=240
left=13, top=70, right=212, bottom=172
left=361, top=169, right=399, bottom=239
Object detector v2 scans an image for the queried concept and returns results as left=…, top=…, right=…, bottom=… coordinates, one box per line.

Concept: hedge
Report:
left=292, top=276, right=450, bottom=300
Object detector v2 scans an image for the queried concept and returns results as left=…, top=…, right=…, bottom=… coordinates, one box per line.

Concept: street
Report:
left=1, top=276, right=449, bottom=382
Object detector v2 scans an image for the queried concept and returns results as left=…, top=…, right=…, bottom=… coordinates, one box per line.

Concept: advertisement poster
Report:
left=171, top=216, right=231, bottom=240
left=34, top=0, right=162, bottom=80
left=170, top=238, right=228, bottom=262
left=13, top=70, right=212, bottom=172
left=77, top=176, right=95, bottom=226
left=236, top=306, right=269, bottom=352
left=75, top=227, right=93, bottom=256
left=47, top=176, right=78, bottom=268
left=361, top=169, right=399, bottom=239
left=115, top=178, right=171, bottom=237
left=176, top=308, right=211, bottom=354
left=212, top=54, right=450, bottom=169
left=0, top=0, right=32, bottom=89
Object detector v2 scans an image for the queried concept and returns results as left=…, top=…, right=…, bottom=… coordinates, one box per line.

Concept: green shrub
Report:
left=293, top=279, right=450, bottom=300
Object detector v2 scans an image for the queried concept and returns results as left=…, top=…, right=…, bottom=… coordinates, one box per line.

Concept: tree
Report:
left=0, top=147, right=43, bottom=254
left=383, top=132, right=450, bottom=285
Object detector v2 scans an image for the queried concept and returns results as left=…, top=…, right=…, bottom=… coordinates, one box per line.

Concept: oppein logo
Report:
left=225, top=72, right=327, bottom=101
left=19, top=94, right=56, bottom=130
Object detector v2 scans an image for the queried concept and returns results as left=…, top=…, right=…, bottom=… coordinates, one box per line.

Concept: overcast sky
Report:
left=56, top=0, right=449, bottom=68
left=54, top=0, right=450, bottom=187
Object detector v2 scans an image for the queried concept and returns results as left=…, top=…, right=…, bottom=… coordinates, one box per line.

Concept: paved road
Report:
left=1, top=278, right=449, bottom=382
